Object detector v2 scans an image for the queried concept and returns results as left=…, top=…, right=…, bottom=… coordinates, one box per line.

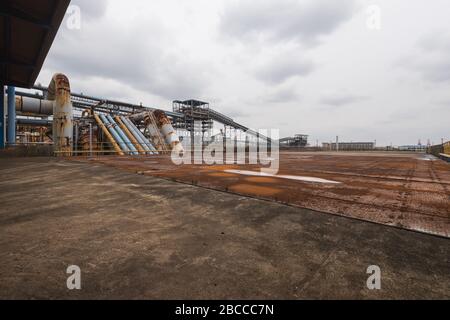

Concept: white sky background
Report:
left=37, top=0, right=450, bottom=146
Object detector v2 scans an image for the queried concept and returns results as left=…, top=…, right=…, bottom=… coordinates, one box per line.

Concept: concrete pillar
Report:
left=7, top=86, right=15, bottom=145
left=0, top=85, right=4, bottom=149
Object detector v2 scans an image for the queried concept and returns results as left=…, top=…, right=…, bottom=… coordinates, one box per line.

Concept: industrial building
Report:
left=398, top=145, right=427, bottom=152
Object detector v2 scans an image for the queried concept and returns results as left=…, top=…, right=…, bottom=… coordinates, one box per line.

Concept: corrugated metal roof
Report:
left=0, top=0, right=70, bottom=88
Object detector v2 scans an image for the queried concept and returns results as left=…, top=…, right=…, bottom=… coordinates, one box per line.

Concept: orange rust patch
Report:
left=208, top=172, right=237, bottom=178
left=229, top=184, right=282, bottom=197
left=244, top=177, right=278, bottom=183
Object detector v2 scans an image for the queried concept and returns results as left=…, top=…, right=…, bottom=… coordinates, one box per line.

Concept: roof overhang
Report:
left=0, top=0, right=70, bottom=88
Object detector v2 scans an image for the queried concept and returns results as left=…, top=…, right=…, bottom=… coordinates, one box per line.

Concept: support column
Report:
left=0, top=85, right=5, bottom=149
left=7, top=86, right=15, bottom=145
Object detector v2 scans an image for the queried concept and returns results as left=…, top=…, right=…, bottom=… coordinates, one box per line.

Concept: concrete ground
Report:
left=0, top=157, right=448, bottom=299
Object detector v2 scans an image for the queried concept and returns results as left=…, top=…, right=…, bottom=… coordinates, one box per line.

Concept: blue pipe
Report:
left=128, top=116, right=158, bottom=154
left=100, top=114, right=130, bottom=154
left=120, top=116, right=151, bottom=154
left=7, top=86, right=16, bottom=145
left=0, top=85, right=4, bottom=149
left=122, top=117, right=157, bottom=154
left=106, top=115, right=138, bottom=155
left=121, top=116, right=155, bottom=154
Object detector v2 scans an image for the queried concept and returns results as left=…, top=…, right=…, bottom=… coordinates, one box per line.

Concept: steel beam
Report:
left=0, top=85, right=4, bottom=148
left=7, top=86, right=15, bottom=145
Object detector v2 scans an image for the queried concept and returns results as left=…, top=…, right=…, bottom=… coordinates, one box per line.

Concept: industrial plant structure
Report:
left=1, top=81, right=276, bottom=157
left=322, top=141, right=375, bottom=151
left=279, top=134, right=309, bottom=148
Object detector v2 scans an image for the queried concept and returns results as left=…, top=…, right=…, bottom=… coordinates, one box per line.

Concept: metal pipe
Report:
left=144, top=112, right=168, bottom=152
left=89, top=123, right=93, bottom=157
left=128, top=112, right=147, bottom=122
left=0, top=85, right=4, bottom=149
left=115, top=116, right=146, bottom=155
left=153, top=110, right=184, bottom=154
left=33, top=86, right=185, bottom=119
left=106, top=115, right=138, bottom=155
left=126, top=116, right=157, bottom=154
left=47, top=73, right=73, bottom=156
left=121, top=116, right=153, bottom=154
left=122, top=116, right=156, bottom=154
left=7, top=86, right=16, bottom=145
left=99, top=114, right=130, bottom=154
left=75, top=122, right=78, bottom=153
left=124, top=117, right=153, bottom=154
left=94, top=114, right=124, bottom=155
left=120, top=116, right=148, bottom=152
left=16, top=118, right=52, bottom=126
left=14, top=96, right=53, bottom=116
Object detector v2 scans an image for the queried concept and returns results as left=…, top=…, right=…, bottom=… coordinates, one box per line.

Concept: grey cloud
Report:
left=224, top=108, right=249, bottom=118
left=45, top=19, right=209, bottom=100
left=255, top=57, right=314, bottom=84
left=418, top=31, right=450, bottom=52
left=264, top=86, right=300, bottom=103
left=320, top=93, right=368, bottom=107
left=419, top=59, right=450, bottom=82
left=220, top=0, right=356, bottom=46
left=399, top=32, right=450, bottom=83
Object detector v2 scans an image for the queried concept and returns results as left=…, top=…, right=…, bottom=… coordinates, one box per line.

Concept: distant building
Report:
left=398, top=145, right=427, bottom=152
left=280, top=134, right=308, bottom=148
left=322, top=142, right=375, bottom=151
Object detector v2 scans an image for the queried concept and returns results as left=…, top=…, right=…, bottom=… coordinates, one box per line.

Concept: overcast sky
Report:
left=37, top=0, right=450, bottom=146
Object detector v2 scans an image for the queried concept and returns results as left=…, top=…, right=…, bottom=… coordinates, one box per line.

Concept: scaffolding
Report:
left=173, top=100, right=213, bottom=144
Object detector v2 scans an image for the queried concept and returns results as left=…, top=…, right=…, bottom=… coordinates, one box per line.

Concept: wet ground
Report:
left=75, top=152, right=450, bottom=237
left=0, top=157, right=449, bottom=299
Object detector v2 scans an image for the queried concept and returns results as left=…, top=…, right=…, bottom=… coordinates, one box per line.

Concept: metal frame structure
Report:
left=30, top=85, right=184, bottom=119
left=173, top=100, right=213, bottom=144
left=173, top=99, right=272, bottom=145
left=13, top=90, right=273, bottom=145
left=280, top=134, right=309, bottom=148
